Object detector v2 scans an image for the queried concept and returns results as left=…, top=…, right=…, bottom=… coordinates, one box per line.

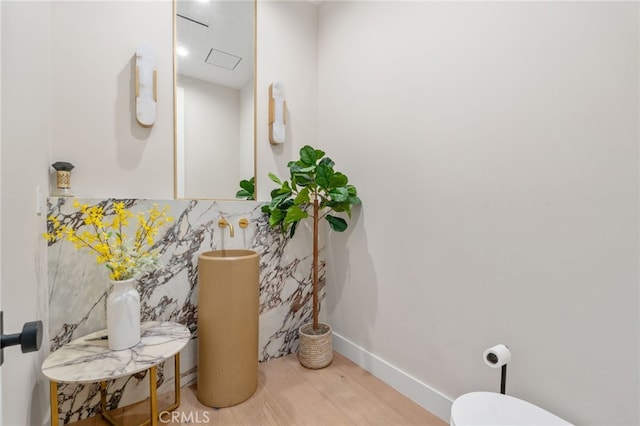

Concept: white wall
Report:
left=50, top=1, right=174, bottom=199
left=318, top=2, right=639, bottom=425
left=178, top=75, right=241, bottom=199
left=255, top=0, right=318, bottom=200
left=1, top=1, right=52, bottom=425
left=240, top=78, right=254, bottom=184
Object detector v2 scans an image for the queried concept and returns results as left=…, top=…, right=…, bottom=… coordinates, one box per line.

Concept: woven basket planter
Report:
left=298, top=323, right=333, bottom=369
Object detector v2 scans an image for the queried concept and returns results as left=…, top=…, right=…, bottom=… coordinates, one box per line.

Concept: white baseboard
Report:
left=332, top=331, right=453, bottom=423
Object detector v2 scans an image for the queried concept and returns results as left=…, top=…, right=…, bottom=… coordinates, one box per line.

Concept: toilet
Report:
left=450, top=392, right=573, bottom=425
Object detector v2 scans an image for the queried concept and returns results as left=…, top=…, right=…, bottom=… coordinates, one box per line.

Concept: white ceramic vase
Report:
left=107, top=278, right=141, bottom=350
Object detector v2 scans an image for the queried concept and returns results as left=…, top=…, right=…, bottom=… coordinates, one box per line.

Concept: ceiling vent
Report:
left=205, top=48, right=242, bottom=71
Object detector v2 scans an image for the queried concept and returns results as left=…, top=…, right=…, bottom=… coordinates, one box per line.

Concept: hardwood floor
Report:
left=69, top=352, right=447, bottom=426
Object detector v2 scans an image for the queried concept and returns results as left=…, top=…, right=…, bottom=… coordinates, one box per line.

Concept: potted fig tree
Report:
left=262, top=145, right=360, bottom=368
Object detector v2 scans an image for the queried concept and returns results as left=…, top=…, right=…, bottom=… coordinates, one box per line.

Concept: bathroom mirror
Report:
left=174, top=0, right=256, bottom=199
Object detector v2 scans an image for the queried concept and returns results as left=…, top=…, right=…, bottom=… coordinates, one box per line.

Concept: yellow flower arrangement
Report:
left=44, top=200, right=173, bottom=281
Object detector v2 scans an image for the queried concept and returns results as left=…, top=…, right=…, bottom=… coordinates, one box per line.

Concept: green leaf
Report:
left=268, top=172, right=282, bottom=185
left=319, top=157, right=335, bottom=168
left=328, top=187, right=349, bottom=202
left=346, top=186, right=361, bottom=205
left=290, top=167, right=316, bottom=183
left=236, top=177, right=255, bottom=200
left=300, top=146, right=318, bottom=165
left=236, top=189, right=252, bottom=199
left=316, top=164, right=333, bottom=189
left=239, top=178, right=254, bottom=193
left=280, top=199, right=295, bottom=210
left=349, top=195, right=362, bottom=205
left=294, top=173, right=313, bottom=187
left=269, top=183, right=291, bottom=201
left=341, top=204, right=353, bottom=218
left=289, top=163, right=307, bottom=173
left=314, top=148, right=326, bottom=161
left=269, top=192, right=291, bottom=210
left=326, top=215, right=348, bottom=232
left=288, top=221, right=299, bottom=238
left=329, top=172, right=348, bottom=188
left=326, top=201, right=354, bottom=218
left=284, top=205, right=308, bottom=225
left=268, top=208, right=286, bottom=228
left=294, top=187, right=310, bottom=205
left=326, top=200, right=345, bottom=211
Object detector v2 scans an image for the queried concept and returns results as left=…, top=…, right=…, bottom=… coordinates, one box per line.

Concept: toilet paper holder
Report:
left=484, top=344, right=511, bottom=395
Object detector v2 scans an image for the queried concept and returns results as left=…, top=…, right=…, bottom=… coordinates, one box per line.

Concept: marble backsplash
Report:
left=46, top=197, right=325, bottom=424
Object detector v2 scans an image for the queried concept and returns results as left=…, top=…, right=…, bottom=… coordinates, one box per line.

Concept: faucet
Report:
left=218, top=217, right=234, bottom=238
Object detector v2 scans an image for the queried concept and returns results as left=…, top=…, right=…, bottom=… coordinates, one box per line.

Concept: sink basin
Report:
left=199, top=249, right=258, bottom=259
left=197, top=249, right=259, bottom=408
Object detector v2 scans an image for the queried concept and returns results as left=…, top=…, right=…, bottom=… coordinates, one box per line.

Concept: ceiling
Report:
left=176, top=0, right=254, bottom=90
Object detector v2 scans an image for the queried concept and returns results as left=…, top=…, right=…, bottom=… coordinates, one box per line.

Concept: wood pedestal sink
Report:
left=197, top=249, right=259, bottom=408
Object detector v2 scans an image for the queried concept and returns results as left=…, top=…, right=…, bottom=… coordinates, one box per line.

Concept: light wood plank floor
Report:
left=69, top=352, right=447, bottom=426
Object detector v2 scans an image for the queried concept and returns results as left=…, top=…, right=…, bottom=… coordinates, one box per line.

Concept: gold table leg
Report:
left=165, top=352, right=182, bottom=412
left=100, top=381, right=118, bottom=426
left=49, top=381, right=59, bottom=426
left=149, top=366, right=158, bottom=426
left=98, top=353, right=182, bottom=426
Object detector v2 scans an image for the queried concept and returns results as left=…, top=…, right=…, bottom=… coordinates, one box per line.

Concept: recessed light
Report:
left=177, top=46, right=189, bottom=57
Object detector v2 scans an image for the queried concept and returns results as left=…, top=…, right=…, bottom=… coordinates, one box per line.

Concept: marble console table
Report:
left=42, top=322, right=191, bottom=426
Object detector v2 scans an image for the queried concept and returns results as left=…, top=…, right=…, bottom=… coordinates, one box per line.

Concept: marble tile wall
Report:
left=46, top=197, right=325, bottom=424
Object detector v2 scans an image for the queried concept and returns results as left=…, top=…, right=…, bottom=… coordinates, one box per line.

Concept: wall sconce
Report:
left=269, top=82, right=286, bottom=144
left=135, top=44, right=157, bottom=127
left=51, top=161, right=74, bottom=197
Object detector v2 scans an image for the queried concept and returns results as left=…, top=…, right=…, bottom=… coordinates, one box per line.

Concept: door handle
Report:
left=0, top=311, right=43, bottom=366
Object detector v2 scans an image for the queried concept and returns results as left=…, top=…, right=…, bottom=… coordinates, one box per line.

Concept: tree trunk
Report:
left=312, top=197, right=319, bottom=330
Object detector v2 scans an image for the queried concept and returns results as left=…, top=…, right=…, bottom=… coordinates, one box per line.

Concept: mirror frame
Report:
left=172, top=0, right=257, bottom=200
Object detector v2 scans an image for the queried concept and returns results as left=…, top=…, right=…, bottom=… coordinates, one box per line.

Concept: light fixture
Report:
left=269, top=82, right=286, bottom=145
left=51, top=162, right=74, bottom=197
left=176, top=46, right=189, bottom=57
left=135, top=44, right=157, bottom=127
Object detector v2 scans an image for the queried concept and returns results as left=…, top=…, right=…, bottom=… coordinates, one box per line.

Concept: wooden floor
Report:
left=69, top=352, right=447, bottom=426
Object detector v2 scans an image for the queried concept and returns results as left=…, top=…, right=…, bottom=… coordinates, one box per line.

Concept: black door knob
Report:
left=0, top=311, right=43, bottom=366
